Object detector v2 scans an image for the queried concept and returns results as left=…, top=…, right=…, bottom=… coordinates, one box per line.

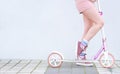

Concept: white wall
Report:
left=0, top=0, right=119, bottom=60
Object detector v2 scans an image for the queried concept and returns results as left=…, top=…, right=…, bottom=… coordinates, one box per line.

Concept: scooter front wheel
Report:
left=48, top=52, right=63, bottom=68
left=99, top=53, right=115, bottom=68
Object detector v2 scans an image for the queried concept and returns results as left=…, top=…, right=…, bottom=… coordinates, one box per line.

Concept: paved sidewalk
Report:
left=0, top=59, right=120, bottom=74
left=45, top=62, right=98, bottom=74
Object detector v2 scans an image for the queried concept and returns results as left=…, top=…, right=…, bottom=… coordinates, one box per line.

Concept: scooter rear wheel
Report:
left=48, top=52, right=63, bottom=68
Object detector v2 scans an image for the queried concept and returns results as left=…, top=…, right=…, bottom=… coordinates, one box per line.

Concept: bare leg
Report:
left=81, top=15, right=93, bottom=40
left=77, top=16, right=93, bottom=57
left=82, top=6, right=104, bottom=41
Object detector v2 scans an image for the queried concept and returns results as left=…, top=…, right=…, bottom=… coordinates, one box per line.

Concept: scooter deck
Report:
left=59, top=59, right=99, bottom=63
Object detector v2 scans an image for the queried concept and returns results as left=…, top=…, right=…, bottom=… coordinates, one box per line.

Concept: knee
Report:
left=96, top=20, right=104, bottom=29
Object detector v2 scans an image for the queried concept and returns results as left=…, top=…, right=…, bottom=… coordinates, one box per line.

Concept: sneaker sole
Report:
left=76, top=62, right=93, bottom=67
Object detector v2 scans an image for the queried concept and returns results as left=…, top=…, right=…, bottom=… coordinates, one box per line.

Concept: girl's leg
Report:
left=76, top=4, right=104, bottom=66
left=82, top=6, right=104, bottom=41
left=77, top=6, right=104, bottom=59
left=81, top=15, right=93, bottom=40
left=77, top=15, right=93, bottom=59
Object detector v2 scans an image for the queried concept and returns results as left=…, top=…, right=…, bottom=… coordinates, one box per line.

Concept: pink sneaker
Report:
left=76, top=41, right=93, bottom=66
left=76, top=53, right=93, bottom=66
left=77, top=41, right=87, bottom=59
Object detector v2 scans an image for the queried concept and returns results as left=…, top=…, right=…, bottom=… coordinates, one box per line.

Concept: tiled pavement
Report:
left=0, top=59, right=120, bottom=74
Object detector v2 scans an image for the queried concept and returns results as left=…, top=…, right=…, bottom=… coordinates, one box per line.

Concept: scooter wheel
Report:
left=99, top=53, right=115, bottom=68
left=48, top=52, right=63, bottom=68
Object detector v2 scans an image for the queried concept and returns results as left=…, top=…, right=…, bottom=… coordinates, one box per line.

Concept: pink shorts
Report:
left=75, top=0, right=94, bottom=13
